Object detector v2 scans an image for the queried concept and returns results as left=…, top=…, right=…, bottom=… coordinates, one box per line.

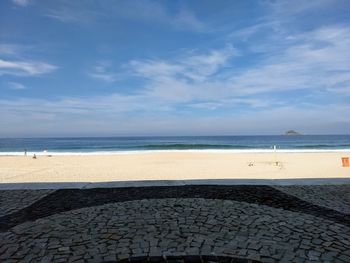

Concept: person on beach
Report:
left=24, top=149, right=27, bottom=156
left=33, top=154, right=37, bottom=159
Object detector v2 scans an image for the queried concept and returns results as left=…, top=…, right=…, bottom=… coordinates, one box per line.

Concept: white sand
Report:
left=0, top=152, right=349, bottom=183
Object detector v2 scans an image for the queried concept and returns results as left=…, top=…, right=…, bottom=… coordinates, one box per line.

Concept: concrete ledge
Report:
left=0, top=182, right=89, bottom=190
left=1, top=178, right=350, bottom=190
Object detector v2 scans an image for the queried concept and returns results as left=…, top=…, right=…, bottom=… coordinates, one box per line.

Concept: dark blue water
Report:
left=0, top=135, right=349, bottom=153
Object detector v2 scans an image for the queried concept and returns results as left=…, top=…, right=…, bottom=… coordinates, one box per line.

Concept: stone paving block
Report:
left=1, top=187, right=350, bottom=262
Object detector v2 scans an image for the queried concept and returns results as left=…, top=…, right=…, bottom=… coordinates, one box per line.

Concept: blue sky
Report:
left=1, top=0, right=350, bottom=137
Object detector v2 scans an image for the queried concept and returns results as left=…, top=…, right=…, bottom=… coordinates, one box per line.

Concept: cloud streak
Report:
left=11, top=0, right=30, bottom=7
left=7, top=82, right=27, bottom=90
left=0, top=44, right=27, bottom=57
left=227, top=25, right=350, bottom=95
left=108, top=0, right=206, bottom=31
left=44, top=6, right=102, bottom=24
left=87, top=61, right=121, bottom=83
left=42, top=0, right=205, bottom=31
left=128, top=45, right=240, bottom=103
left=0, top=59, right=57, bottom=76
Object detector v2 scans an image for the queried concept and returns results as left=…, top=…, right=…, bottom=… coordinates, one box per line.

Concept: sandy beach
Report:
left=0, top=152, right=349, bottom=183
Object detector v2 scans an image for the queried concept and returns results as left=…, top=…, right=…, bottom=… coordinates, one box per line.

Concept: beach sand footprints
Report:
left=247, top=161, right=284, bottom=170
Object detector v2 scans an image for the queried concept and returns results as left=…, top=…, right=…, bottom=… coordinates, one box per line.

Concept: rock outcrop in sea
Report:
left=285, top=130, right=302, bottom=135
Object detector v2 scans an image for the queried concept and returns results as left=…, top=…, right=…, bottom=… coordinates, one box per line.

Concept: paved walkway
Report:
left=273, top=185, right=350, bottom=215
left=0, top=185, right=350, bottom=262
left=0, top=189, right=55, bottom=217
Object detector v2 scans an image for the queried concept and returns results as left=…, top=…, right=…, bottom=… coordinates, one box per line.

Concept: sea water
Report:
left=0, top=135, right=349, bottom=155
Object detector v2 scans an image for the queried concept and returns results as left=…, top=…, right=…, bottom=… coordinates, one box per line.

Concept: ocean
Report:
left=0, top=135, right=350, bottom=155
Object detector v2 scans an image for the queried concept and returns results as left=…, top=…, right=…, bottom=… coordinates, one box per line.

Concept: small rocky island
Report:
left=285, top=130, right=302, bottom=135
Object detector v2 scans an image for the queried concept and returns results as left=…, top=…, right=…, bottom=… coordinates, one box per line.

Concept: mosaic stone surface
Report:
left=0, top=189, right=55, bottom=217
left=273, top=185, right=350, bottom=215
left=0, top=185, right=349, bottom=263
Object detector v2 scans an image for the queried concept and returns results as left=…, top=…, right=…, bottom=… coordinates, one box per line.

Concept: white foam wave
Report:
left=0, top=149, right=350, bottom=156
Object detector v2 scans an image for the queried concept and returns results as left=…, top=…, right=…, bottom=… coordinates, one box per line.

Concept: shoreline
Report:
left=1, top=148, right=350, bottom=156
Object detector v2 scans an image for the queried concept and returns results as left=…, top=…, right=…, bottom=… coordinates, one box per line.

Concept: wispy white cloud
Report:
left=44, top=6, right=102, bottom=24
left=130, top=45, right=236, bottom=82
left=130, top=60, right=183, bottom=79
left=127, top=45, right=239, bottom=103
left=87, top=61, right=120, bottom=83
left=0, top=59, right=57, bottom=76
left=171, top=8, right=205, bottom=31
left=0, top=42, right=57, bottom=78
left=42, top=0, right=205, bottom=31
left=228, top=0, right=339, bottom=45
left=109, top=0, right=206, bottom=31
left=44, top=11, right=82, bottom=23
left=88, top=72, right=116, bottom=83
left=227, top=25, right=350, bottom=95
left=11, top=0, right=30, bottom=7
left=8, top=82, right=27, bottom=90
left=0, top=44, right=27, bottom=57
left=268, top=0, right=336, bottom=16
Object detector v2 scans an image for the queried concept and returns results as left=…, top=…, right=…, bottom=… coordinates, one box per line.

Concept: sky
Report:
left=1, top=0, right=350, bottom=137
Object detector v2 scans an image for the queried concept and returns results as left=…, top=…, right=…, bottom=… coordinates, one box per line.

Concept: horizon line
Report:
left=1, top=134, right=350, bottom=139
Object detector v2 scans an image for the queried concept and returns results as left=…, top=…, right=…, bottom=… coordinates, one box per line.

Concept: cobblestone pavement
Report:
left=116, top=255, right=261, bottom=262
left=2, top=185, right=349, bottom=231
left=273, top=185, right=350, bottom=215
left=0, top=189, right=55, bottom=217
left=0, top=185, right=350, bottom=263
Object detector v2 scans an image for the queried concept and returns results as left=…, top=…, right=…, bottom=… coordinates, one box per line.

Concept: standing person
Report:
left=24, top=149, right=27, bottom=156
